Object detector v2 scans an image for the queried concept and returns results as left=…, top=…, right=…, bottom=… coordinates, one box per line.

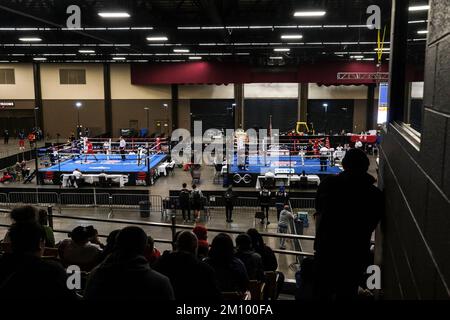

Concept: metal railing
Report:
left=0, top=192, right=163, bottom=215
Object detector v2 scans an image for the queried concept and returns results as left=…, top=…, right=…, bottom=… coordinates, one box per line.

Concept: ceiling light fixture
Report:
left=146, top=36, right=168, bottom=41
left=269, top=56, right=283, bottom=60
left=173, top=49, right=189, bottom=53
left=294, top=11, right=326, bottom=17
left=112, top=57, right=126, bottom=60
left=98, top=12, right=130, bottom=18
left=408, top=5, right=430, bottom=11
left=417, top=30, right=428, bottom=34
left=19, top=37, right=42, bottom=42
left=274, top=48, right=290, bottom=52
left=189, top=56, right=202, bottom=60
left=78, top=49, right=95, bottom=53
left=281, top=34, right=303, bottom=39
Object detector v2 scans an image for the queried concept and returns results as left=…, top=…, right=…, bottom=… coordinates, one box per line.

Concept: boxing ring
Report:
left=224, top=135, right=345, bottom=188
left=37, top=137, right=169, bottom=186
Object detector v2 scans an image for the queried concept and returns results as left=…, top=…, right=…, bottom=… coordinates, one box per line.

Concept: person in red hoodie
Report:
left=192, top=225, right=209, bottom=260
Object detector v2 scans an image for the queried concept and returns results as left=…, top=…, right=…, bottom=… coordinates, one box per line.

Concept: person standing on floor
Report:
left=313, top=148, right=383, bottom=300
left=3, top=129, right=9, bottom=145
left=18, top=131, right=26, bottom=151
left=259, top=186, right=271, bottom=225
left=190, top=184, right=203, bottom=222
left=278, top=205, right=295, bottom=250
left=275, top=186, right=289, bottom=221
left=224, top=186, right=234, bottom=223
left=179, top=183, right=191, bottom=222
left=119, top=136, right=126, bottom=161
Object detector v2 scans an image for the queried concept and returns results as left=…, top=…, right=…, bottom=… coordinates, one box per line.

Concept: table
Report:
left=158, top=161, right=175, bottom=176
left=255, top=174, right=320, bottom=189
left=62, top=174, right=128, bottom=188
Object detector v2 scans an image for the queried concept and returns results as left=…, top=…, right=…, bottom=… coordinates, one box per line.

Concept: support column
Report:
left=171, top=84, right=179, bottom=132
left=103, top=63, right=112, bottom=136
left=32, top=63, right=43, bottom=131
left=366, top=84, right=376, bottom=130
left=388, top=0, right=409, bottom=123
left=298, top=83, right=308, bottom=122
left=234, top=83, right=244, bottom=129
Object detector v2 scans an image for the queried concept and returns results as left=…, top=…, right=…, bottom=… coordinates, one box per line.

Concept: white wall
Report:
left=244, top=83, right=298, bottom=98
left=309, top=84, right=368, bottom=99
left=179, top=84, right=234, bottom=99
left=0, top=63, right=35, bottom=100
left=110, top=64, right=171, bottom=99
left=40, top=64, right=104, bottom=100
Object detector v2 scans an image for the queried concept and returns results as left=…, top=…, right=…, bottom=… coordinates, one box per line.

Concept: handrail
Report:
left=47, top=214, right=315, bottom=241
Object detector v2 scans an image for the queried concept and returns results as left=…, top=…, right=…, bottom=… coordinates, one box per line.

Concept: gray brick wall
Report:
left=380, top=0, right=450, bottom=300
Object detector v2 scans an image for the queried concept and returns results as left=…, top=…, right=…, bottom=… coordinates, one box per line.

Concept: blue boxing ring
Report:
left=228, top=154, right=342, bottom=187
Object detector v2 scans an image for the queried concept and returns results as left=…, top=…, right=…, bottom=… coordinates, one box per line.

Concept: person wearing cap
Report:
left=313, top=148, right=383, bottom=300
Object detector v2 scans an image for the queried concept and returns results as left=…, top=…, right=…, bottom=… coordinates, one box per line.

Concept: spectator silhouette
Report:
left=58, top=226, right=102, bottom=271
left=38, top=209, right=55, bottom=248
left=154, top=231, right=221, bottom=301
left=235, top=234, right=265, bottom=281
left=192, top=225, right=209, bottom=259
left=2, top=206, right=37, bottom=244
left=84, top=226, right=174, bottom=300
left=100, top=229, right=121, bottom=261
left=204, top=233, right=249, bottom=294
left=313, top=148, right=383, bottom=300
left=246, top=228, right=284, bottom=298
left=0, top=222, right=75, bottom=300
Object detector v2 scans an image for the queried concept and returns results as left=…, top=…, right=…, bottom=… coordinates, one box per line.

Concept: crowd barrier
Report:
left=0, top=192, right=163, bottom=214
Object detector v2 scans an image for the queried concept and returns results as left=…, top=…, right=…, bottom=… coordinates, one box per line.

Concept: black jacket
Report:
left=84, top=253, right=174, bottom=300
left=314, top=171, right=383, bottom=272
left=204, top=257, right=249, bottom=293
left=0, top=253, right=76, bottom=300
left=235, top=250, right=265, bottom=281
left=154, top=251, right=221, bottom=301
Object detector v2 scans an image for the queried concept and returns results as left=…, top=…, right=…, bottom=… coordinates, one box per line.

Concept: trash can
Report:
left=139, top=200, right=151, bottom=218
left=294, top=218, right=304, bottom=235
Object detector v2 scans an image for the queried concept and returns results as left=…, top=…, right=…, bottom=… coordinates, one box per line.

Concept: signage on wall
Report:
left=0, top=101, right=15, bottom=109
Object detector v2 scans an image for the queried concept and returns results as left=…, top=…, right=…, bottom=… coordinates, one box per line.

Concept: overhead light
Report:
left=78, top=49, right=95, bottom=53
left=294, top=11, right=326, bottom=17
left=269, top=56, right=283, bottom=60
left=417, top=30, right=428, bottom=34
left=374, top=48, right=390, bottom=51
left=274, top=48, right=290, bottom=52
left=281, top=34, right=303, bottom=39
left=33, top=57, right=46, bottom=61
left=98, top=12, right=130, bottom=18
left=75, top=102, right=82, bottom=108
left=112, top=57, right=126, bottom=60
left=146, top=36, right=168, bottom=41
left=362, top=58, right=375, bottom=61
left=350, top=55, right=364, bottom=59
left=189, top=56, right=202, bottom=60
left=408, top=20, right=428, bottom=24
left=19, top=37, right=42, bottom=42
left=323, top=103, right=328, bottom=107
left=173, top=49, right=189, bottom=53
left=408, top=5, right=430, bottom=11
